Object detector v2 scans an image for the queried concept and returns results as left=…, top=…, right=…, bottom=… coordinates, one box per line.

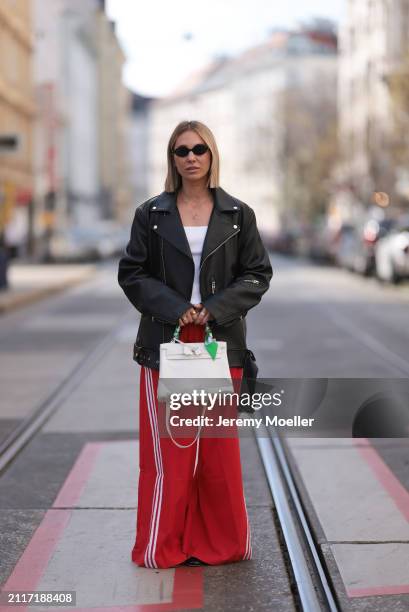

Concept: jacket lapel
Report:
left=199, top=194, right=239, bottom=268
left=151, top=191, right=192, bottom=259
left=151, top=187, right=240, bottom=264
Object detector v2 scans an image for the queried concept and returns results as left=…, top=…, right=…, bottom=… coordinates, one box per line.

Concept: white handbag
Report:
left=157, top=323, right=234, bottom=448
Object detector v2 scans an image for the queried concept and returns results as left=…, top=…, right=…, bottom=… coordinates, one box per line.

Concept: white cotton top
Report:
left=184, top=226, right=208, bottom=304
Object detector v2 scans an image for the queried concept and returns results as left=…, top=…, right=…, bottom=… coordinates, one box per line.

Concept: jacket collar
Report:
left=150, top=187, right=241, bottom=265
left=152, top=186, right=239, bottom=213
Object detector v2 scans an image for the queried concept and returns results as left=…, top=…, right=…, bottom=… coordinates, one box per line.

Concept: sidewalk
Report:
left=0, top=263, right=97, bottom=315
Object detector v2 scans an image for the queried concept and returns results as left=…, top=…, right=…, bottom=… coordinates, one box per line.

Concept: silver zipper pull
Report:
left=211, top=279, right=216, bottom=294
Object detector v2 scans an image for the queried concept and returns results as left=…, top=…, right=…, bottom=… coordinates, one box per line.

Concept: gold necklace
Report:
left=179, top=192, right=208, bottom=221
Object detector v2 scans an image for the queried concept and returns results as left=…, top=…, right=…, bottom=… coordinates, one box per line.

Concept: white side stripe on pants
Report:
left=144, top=367, right=164, bottom=568
left=242, top=496, right=252, bottom=560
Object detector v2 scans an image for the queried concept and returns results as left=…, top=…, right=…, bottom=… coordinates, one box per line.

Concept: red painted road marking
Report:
left=0, top=442, right=204, bottom=611
left=345, top=438, right=409, bottom=598
left=353, top=438, right=409, bottom=522
left=0, top=509, right=72, bottom=612
left=57, top=569, right=204, bottom=612
left=1, top=565, right=203, bottom=612
left=52, top=442, right=103, bottom=508
left=348, top=583, right=409, bottom=598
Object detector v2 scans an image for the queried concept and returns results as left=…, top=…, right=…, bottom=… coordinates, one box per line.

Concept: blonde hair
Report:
left=164, top=120, right=220, bottom=192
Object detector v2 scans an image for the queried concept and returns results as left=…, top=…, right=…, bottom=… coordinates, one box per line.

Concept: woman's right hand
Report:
left=178, top=306, right=198, bottom=327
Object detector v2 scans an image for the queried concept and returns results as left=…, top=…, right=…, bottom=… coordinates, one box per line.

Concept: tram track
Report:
left=255, top=425, right=340, bottom=611
left=254, top=261, right=409, bottom=607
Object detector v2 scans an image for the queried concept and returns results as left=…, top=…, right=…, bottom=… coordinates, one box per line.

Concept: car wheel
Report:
left=354, top=255, right=367, bottom=276
left=362, top=258, right=373, bottom=277
left=376, top=256, right=391, bottom=283
left=392, top=270, right=401, bottom=284
left=384, top=259, right=400, bottom=284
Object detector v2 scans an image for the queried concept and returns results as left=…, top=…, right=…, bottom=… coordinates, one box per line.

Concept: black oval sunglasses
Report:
left=173, top=144, right=209, bottom=157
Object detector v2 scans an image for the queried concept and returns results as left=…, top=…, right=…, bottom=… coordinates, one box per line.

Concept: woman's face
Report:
left=173, top=130, right=211, bottom=184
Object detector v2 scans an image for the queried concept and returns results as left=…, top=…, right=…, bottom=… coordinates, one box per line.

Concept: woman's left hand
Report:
left=192, top=303, right=213, bottom=325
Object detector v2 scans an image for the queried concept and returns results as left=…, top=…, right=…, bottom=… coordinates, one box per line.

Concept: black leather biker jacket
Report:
left=117, top=186, right=273, bottom=370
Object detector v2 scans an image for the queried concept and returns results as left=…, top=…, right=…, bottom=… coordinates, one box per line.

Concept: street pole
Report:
left=0, top=133, right=20, bottom=290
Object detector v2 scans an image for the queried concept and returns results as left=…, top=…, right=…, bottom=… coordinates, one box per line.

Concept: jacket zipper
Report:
left=151, top=314, right=176, bottom=324
left=215, top=280, right=261, bottom=324
left=160, top=237, right=167, bottom=340
left=160, top=237, right=166, bottom=284
left=216, top=310, right=247, bottom=325
left=199, top=227, right=239, bottom=325
left=199, top=228, right=240, bottom=274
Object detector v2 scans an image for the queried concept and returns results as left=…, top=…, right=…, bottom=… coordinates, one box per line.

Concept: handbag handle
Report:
left=172, top=322, right=213, bottom=343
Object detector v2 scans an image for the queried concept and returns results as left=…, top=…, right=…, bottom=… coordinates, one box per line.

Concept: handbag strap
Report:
left=163, top=322, right=217, bottom=448
left=165, top=399, right=207, bottom=449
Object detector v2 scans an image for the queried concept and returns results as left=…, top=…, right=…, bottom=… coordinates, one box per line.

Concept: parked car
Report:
left=333, top=223, right=357, bottom=270
left=375, top=215, right=409, bottom=283
left=50, top=227, right=99, bottom=262
left=334, top=218, right=396, bottom=276
left=306, top=220, right=338, bottom=263
left=49, top=223, right=128, bottom=262
left=266, top=229, right=297, bottom=255
left=351, top=218, right=396, bottom=276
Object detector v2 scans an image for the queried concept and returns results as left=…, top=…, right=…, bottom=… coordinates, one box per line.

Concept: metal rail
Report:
left=255, top=425, right=340, bottom=612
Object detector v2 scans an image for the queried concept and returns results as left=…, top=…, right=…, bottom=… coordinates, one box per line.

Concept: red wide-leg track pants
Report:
left=131, top=323, right=252, bottom=569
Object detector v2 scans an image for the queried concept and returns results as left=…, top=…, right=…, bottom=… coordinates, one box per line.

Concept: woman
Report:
left=118, top=120, right=272, bottom=569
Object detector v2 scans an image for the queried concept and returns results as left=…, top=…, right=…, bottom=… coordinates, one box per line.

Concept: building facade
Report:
left=32, top=0, right=132, bottom=257
left=147, top=25, right=337, bottom=237
left=128, top=93, right=154, bottom=217
left=0, top=0, right=36, bottom=256
left=337, top=0, right=409, bottom=216
left=96, top=8, right=130, bottom=222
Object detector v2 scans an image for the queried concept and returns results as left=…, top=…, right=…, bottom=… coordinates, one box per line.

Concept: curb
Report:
left=0, top=270, right=96, bottom=315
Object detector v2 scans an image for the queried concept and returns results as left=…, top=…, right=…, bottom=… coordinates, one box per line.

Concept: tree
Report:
left=280, top=74, right=339, bottom=224
left=382, top=51, right=409, bottom=204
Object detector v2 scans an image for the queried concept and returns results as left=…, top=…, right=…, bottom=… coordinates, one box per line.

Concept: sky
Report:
left=106, top=0, right=345, bottom=98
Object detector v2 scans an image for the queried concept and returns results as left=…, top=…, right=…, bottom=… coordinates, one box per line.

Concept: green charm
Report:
left=204, top=325, right=218, bottom=359
left=205, top=338, right=218, bottom=359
